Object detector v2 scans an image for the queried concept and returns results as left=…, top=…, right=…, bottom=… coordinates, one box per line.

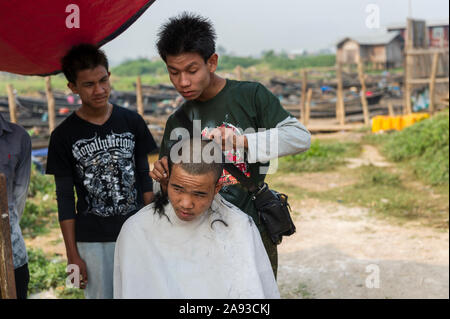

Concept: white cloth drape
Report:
left=113, top=194, right=280, bottom=299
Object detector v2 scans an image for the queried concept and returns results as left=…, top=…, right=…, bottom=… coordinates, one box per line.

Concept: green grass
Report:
left=0, top=72, right=171, bottom=96
left=109, top=73, right=170, bottom=91
left=364, top=111, right=449, bottom=185
left=310, top=165, right=448, bottom=227
left=111, top=58, right=166, bottom=76
left=279, top=139, right=361, bottom=172
left=27, top=248, right=65, bottom=294
left=0, top=74, right=68, bottom=95
left=296, top=283, right=314, bottom=299
left=20, top=165, right=58, bottom=238
left=27, top=248, right=85, bottom=299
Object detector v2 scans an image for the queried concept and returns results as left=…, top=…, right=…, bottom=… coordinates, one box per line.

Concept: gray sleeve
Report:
left=245, top=116, right=311, bottom=163
left=13, top=133, right=31, bottom=220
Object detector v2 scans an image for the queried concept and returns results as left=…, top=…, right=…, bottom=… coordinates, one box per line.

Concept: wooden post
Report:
left=388, top=101, right=395, bottom=116
left=357, top=61, right=370, bottom=125
left=429, top=52, right=439, bottom=115
left=304, top=88, right=312, bottom=126
left=45, top=76, right=56, bottom=133
left=6, top=84, right=17, bottom=124
left=404, top=52, right=413, bottom=114
left=235, top=65, right=242, bottom=81
left=336, top=62, right=345, bottom=125
left=404, top=19, right=413, bottom=115
left=0, top=173, right=17, bottom=299
left=136, top=76, right=144, bottom=117
left=300, top=69, right=308, bottom=122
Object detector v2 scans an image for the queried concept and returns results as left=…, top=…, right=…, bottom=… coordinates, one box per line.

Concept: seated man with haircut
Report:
left=114, top=139, right=280, bottom=299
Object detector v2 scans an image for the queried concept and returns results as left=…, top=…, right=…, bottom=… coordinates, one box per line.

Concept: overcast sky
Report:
left=102, top=0, right=449, bottom=65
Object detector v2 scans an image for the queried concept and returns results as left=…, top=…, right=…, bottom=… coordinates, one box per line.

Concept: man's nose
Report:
left=94, top=83, right=105, bottom=94
left=179, top=194, right=194, bottom=210
left=179, top=73, right=191, bottom=88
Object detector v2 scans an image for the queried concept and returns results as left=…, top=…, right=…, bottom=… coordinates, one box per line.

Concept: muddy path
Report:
left=275, top=140, right=449, bottom=299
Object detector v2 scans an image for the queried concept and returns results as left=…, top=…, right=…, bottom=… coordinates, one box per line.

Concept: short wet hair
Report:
left=156, top=12, right=217, bottom=63
left=61, top=43, right=109, bottom=83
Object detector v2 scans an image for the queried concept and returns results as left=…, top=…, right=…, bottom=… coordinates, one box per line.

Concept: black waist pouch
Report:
left=252, top=183, right=296, bottom=245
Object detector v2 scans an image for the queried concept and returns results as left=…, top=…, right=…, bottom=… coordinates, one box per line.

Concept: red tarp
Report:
left=0, top=0, right=155, bottom=75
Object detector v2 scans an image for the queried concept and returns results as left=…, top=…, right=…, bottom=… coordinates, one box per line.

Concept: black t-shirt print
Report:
left=46, top=105, right=157, bottom=242
left=72, top=130, right=138, bottom=217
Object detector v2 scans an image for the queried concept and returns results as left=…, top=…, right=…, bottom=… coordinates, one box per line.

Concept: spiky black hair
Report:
left=156, top=12, right=217, bottom=62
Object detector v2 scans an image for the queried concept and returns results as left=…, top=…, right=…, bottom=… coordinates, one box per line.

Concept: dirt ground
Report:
left=276, top=133, right=449, bottom=299
left=277, top=196, right=449, bottom=299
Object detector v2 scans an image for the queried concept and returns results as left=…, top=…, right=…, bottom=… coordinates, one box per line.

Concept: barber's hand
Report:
left=150, top=156, right=169, bottom=194
left=207, top=127, right=247, bottom=151
left=67, top=254, right=88, bottom=289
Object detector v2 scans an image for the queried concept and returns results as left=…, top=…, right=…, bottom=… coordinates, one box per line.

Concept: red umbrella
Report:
left=0, top=0, right=155, bottom=75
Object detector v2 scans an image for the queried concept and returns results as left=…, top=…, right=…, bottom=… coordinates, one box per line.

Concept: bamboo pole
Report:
left=304, top=88, right=312, bottom=126
left=404, top=52, right=413, bottom=114
left=136, top=76, right=144, bottom=117
left=45, top=77, right=56, bottom=133
left=429, top=52, right=439, bottom=115
left=404, top=19, right=413, bottom=115
left=300, top=69, right=308, bottom=122
left=235, top=65, right=242, bottom=81
left=6, top=84, right=17, bottom=124
left=357, top=61, right=370, bottom=125
left=336, top=62, right=345, bottom=125
left=388, top=101, right=395, bottom=116
left=0, top=174, right=17, bottom=299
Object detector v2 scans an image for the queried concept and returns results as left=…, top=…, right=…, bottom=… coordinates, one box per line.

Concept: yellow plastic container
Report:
left=371, top=116, right=384, bottom=133
left=391, top=116, right=403, bottom=131
left=371, top=112, right=431, bottom=133
left=402, top=114, right=415, bottom=128
left=381, top=116, right=393, bottom=131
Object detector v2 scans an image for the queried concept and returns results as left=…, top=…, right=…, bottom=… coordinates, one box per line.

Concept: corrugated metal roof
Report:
left=337, top=32, right=402, bottom=47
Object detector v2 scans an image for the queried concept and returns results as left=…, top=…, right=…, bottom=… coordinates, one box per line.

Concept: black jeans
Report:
left=14, top=263, right=30, bottom=299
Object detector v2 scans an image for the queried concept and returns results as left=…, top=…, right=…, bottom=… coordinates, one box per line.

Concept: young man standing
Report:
left=46, top=44, right=157, bottom=299
left=0, top=113, right=31, bottom=299
left=151, top=13, right=311, bottom=277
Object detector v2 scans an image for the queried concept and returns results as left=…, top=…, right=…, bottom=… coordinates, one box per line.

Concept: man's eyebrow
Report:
left=170, top=183, right=184, bottom=189
left=192, top=191, right=208, bottom=196
left=167, top=62, right=199, bottom=71
left=170, top=183, right=208, bottom=195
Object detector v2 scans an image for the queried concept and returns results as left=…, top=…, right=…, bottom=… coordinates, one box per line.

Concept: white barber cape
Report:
left=113, top=194, right=280, bottom=299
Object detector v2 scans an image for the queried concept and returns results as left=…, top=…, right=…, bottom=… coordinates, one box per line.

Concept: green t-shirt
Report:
left=159, top=79, right=291, bottom=230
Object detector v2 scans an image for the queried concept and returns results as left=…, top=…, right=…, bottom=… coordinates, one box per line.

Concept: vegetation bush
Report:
left=280, top=139, right=361, bottom=172
left=365, top=111, right=449, bottom=185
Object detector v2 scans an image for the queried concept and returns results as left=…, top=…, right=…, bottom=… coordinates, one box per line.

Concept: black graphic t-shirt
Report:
left=46, top=105, right=157, bottom=242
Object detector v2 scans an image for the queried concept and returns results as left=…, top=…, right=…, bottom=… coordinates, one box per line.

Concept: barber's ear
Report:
left=68, top=82, right=78, bottom=94
left=207, top=53, right=218, bottom=73
left=214, top=180, right=222, bottom=195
